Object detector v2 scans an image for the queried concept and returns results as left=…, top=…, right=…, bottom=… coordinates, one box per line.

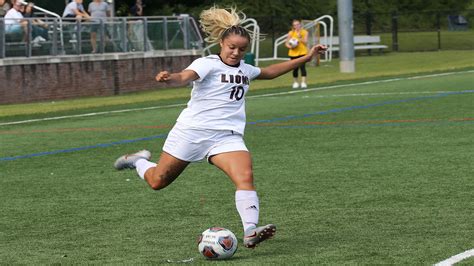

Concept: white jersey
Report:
left=177, top=54, right=261, bottom=135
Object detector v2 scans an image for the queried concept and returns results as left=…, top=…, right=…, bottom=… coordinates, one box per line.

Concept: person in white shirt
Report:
left=62, top=0, right=90, bottom=20
left=4, top=1, right=26, bottom=36
left=5, top=1, right=27, bottom=32
left=114, top=6, right=326, bottom=249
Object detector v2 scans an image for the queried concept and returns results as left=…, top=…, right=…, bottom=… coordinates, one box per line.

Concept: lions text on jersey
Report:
left=177, top=55, right=261, bottom=135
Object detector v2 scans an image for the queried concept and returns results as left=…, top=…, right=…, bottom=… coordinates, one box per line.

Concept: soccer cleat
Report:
left=301, top=82, right=307, bottom=89
left=243, top=224, right=276, bottom=248
left=114, top=150, right=151, bottom=170
left=292, top=82, right=299, bottom=89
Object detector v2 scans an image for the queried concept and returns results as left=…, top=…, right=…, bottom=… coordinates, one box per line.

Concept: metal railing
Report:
left=259, top=15, right=334, bottom=62
left=0, top=15, right=203, bottom=59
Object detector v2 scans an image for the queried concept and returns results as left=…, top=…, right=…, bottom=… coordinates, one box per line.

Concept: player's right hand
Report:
left=155, top=71, right=171, bottom=82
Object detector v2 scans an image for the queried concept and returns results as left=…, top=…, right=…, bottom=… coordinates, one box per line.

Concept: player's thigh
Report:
left=210, top=151, right=254, bottom=186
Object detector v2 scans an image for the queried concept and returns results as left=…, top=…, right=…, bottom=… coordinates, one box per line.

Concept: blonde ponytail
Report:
left=199, top=6, right=249, bottom=43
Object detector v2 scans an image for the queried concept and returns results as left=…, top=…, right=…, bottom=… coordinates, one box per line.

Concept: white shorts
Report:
left=163, top=123, right=248, bottom=162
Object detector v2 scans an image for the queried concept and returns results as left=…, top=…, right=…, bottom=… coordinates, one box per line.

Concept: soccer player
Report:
left=114, top=6, right=326, bottom=248
left=286, top=19, right=309, bottom=89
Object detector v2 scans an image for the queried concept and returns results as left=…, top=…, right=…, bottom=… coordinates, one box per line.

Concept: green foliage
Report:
left=354, top=0, right=474, bottom=13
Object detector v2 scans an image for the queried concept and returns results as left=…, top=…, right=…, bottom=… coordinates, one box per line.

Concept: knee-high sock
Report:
left=235, top=190, right=259, bottom=233
left=135, top=159, right=156, bottom=180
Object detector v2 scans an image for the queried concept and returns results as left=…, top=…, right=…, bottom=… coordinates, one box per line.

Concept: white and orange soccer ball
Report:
left=197, top=227, right=238, bottom=260
left=288, top=38, right=299, bottom=48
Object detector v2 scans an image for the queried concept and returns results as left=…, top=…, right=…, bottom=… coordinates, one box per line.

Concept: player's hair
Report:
left=199, top=6, right=251, bottom=43
left=291, top=19, right=302, bottom=29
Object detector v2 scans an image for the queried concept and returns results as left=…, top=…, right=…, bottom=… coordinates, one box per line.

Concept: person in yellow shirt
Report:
left=285, top=19, right=308, bottom=89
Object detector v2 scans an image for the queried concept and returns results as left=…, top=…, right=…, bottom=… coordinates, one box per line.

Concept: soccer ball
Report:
left=197, top=227, right=238, bottom=260
left=288, top=38, right=299, bottom=48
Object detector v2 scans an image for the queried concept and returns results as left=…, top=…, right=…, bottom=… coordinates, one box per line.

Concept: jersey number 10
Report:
left=230, top=86, right=244, bottom=101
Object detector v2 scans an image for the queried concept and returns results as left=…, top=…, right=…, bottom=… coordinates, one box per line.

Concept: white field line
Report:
left=1, top=70, right=473, bottom=126
left=434, top=248, right=474, bottom=266
left=249, top=69, right=474, bottom=98
left=0, top=103, right=186, bottom=126
left=274, top=91, right=457, bottom=99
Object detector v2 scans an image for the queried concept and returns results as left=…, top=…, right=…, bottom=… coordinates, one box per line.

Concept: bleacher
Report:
left=447, top=15, right=469, bottom=31
left=1, top=11, right=203, bottom=59
left=320, top=35, right=388, bottom=54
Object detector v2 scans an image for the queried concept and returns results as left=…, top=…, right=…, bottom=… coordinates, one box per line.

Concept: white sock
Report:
left=235, top=190, right=259, bottom=233
left=135, top=159, right=156, bottom=180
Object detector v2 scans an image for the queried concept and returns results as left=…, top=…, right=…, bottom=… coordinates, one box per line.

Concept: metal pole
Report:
left=27, top=20, right=32, bottom=57
left=316, top=22, right=321, bottom=66
left=271, top=11, right=275, bottom=55
left=391, top=11, right=398, bottom=52
left=366, top=11, right=372, bottom=35
left=52, top=19, right=58, bottom=56
left=142, top=17, right=148, bottom=51
left=121, top=18, right=127, bottom=52
left=437, top=12, right=441, bottom=50
left=183, top=16, right=189, bottom=50
left=337, top=0, right=355, bottom=73
left=0, top=19, right=5, bottom=58
left=108, top=0, right=115, bottom=17
left=99, top=20, right=105, bottom=53
left=76, top=20, right=82, bottom=54
left=163, top=17, right=168, bottom=50
left=366, top=11, right=372, bottom=56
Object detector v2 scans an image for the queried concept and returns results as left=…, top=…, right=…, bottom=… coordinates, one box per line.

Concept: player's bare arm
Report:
left=155, top=69, right=199, bottom=86
left=257, top=44, right=326, bottom=80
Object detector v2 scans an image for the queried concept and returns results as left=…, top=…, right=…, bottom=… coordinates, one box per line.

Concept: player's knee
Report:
left=148, top=173, right=174, bottom=190
left=148, top=177, right=166, bottom=190
left=236, top=169, right=254, bottom=186
left=149, top=180, right=165, bottom=190
left=148, top=180, right=167, bottom=190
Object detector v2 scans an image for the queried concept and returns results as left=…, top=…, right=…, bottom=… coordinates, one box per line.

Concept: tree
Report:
left=353, top=0, right=474, bottom=13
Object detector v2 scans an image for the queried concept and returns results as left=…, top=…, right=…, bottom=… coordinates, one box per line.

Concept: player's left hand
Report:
left=305, top=44, right=326, bottom=62
left=310, top=44, right=327, bottom=56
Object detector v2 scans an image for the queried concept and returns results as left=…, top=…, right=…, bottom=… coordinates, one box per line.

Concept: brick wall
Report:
left=0, top=54, right=199, bottom=104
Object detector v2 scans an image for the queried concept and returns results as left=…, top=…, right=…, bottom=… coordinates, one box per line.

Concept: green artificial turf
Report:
left=0, top=69, right=473, bottom=264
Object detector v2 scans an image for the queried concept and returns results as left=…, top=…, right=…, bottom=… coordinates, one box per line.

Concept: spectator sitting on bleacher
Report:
left=0, top=0, right=12, bottom=17
left=23, top=2, right=48, bottom=43
left=63, top=0, right=90, bottom=20
left=4, top=1, right=27, bottom=39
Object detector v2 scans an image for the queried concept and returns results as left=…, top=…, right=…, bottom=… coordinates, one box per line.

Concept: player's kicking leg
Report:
left=114, top=150, right=189, bottom=191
